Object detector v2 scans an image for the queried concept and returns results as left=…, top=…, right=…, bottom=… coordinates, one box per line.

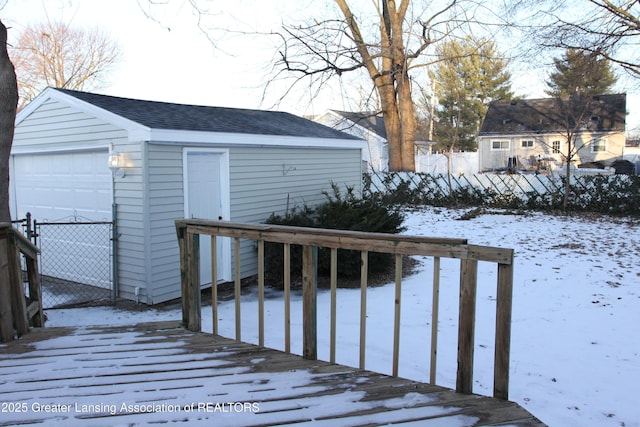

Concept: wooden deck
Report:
left=0, top=322, right=545, bottom=426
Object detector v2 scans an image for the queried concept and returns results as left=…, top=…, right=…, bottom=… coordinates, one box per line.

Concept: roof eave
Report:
left=148, top=128, right=367, bottom=149
left=17, top=87, right=152, bottom=142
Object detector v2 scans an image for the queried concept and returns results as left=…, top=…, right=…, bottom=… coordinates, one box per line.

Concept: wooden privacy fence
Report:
left=175, top=219, right=515, bottom=400
left=0, top=223, right=44, bottom=343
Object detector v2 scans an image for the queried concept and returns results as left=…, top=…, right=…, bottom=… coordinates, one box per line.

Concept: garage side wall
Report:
left=146, top=143, right=362, bottom=304
left=112, top=139, right=145, bottom=303
left=145, top=144, right=185, bottom=304
left=229, top=145, right=363, bottom=281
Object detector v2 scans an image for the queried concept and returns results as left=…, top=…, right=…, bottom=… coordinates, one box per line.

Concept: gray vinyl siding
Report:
left=229, top=146, right=362, bottom=222
left=144, top=143, right=362, bottom=302
left=146, top=144, right=185, bottom=303
left=111, top=139, right=146, bottom=302
left=229, top=146, right=362, bottom=279
left=14, top=100, right=126, bottom=146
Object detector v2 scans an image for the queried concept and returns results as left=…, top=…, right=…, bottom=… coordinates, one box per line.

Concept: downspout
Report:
left=109, top=144, right=119, bottom=303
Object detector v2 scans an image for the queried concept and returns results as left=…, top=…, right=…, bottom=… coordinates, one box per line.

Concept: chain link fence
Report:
left=30, top=216, right=115, bottom=309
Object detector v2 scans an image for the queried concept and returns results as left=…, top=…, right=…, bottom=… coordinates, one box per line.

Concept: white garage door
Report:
left=11, top=150, right=112, bottom=221
left=11, top=150, right=113, bottom=292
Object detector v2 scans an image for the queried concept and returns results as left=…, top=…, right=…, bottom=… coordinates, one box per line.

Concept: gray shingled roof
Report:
left=479, top=93, right=626, bottom=135
left=330, top=109, right=431, bottom=141
left=55, top=89, right=360, bottom=140
left=330, top=110, right=388, bottom=139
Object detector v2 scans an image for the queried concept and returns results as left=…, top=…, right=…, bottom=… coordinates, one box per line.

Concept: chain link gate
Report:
left=32, top=216, right=115, bottom=309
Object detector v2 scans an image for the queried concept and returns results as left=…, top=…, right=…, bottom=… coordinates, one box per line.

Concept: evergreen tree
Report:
left=432, top=37, right=513, bottom=152
left=545, top=48, right=617, bottom=97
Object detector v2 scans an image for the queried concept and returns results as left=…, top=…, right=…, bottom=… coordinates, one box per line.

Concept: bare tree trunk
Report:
left=563, top=138, right=573, bottom=211
left=380, top=90, right=404, bottom=171
left=388, top=0, right=415, bottom=172
left=398, top=74, right=416, bottom=171
left=335, top=0, right=417, bottom=172
left=0, top=20, right=19, bottom=223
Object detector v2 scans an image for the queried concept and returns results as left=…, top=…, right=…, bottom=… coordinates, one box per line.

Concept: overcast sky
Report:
left=1, top=0, right=638, bottom=130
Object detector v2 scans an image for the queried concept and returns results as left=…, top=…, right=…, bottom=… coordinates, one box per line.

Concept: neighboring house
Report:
left=312, top=109, right=477, bottom=174
left=478, top=94, right=627, bottom=172
left=311, top=110, right=389, bottom=172
left=10, top=88, right=365, bottom=304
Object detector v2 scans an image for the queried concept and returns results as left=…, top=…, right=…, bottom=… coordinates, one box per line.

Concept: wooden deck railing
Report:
left=0, top=223, right=44, bottom=343
left=175, top=219, right=514, bottom=400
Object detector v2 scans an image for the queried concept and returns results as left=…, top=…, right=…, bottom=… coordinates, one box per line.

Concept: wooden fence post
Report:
left=302, top=245, right=317, bottom=360
left=457, top=258, right=478, bottom=394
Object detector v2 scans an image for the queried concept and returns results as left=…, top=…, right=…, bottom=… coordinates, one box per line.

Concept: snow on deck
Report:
left=0, top=321, right=544, bottom=426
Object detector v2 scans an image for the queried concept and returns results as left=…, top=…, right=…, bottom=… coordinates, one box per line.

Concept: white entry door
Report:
left=184, top=150, right=230, bottom=286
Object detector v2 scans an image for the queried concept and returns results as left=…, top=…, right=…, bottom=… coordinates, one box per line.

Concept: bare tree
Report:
left=0, top=20, right=18, bottom=223
left=509, top=0, right=639, bottom=78
left=9, top=20, right=121, bottom=109
left=271, top=0, right=483, bottom=172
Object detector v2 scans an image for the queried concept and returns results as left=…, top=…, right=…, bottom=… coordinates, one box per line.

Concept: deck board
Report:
left=0, top=322, right=546, bottom=426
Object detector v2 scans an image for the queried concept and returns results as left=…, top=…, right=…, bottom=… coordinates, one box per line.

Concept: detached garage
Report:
left=10, top=88, right=364, bottom=304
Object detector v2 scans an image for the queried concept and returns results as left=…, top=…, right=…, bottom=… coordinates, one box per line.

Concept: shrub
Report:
left=264, top=184, right=406, bottom=286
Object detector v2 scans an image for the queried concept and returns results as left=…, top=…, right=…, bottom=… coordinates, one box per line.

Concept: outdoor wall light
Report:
left=108, top=151, right=125, bottom=177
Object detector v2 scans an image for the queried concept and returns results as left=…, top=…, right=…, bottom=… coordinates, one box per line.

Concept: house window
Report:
left=591, top=138, right=607, bottom=153
left=491, top=140, right=509, bottom=151
left=521, top=140, right=534, bottom=148
left=552, top=140, right=561, bottom=154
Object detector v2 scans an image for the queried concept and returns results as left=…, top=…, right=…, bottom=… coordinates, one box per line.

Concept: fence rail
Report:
left=176, top=219, right=515, bottom=400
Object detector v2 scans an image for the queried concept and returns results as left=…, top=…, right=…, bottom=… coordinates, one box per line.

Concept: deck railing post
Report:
left=258, top=240, right=265, bottom=346
left=284, top=243, right=291, bottom=353
left=0, top=227, right=16, bottom=342
left=359, top=250, right=368, bottom=369
left=174, top=219, right=515, bottom=400
left=186, top=231, right=201, bottom=332
left=457, top=258, right=478, bottom=394
left=26, top=254, right=43, bottom=327
left=430, top=256, right=441, bottom=385
left=494, top=261, right=514, bottom=400
left=211, top=236, right=218, bottom=335
left=234, top=237, right=241, bottom=341
left=176, top=222, right=189, bottom=327
left=302, top=245, right=317, bottom=360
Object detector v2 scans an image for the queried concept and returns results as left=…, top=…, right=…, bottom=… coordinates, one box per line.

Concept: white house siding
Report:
left=479, top=132, right=627, bottom=171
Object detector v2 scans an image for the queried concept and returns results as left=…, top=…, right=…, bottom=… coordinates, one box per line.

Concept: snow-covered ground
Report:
left=46, top=207, right=640, bottom=427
